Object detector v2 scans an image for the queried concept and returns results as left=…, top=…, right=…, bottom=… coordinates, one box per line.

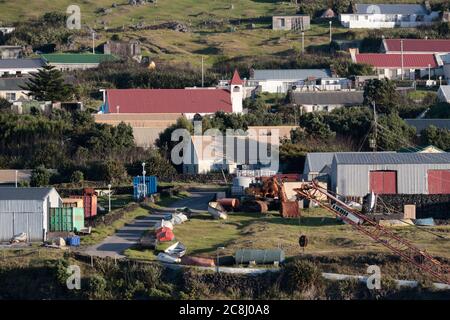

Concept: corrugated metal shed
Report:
left=331, top=153, right=450, bottom=197
left=303, top=152, right=336, bottom=179
left=334, top=152, right=450, bottom=165
left=0, top=188, right=61, bottom=242
left=303, top=151, right=395, bottom=180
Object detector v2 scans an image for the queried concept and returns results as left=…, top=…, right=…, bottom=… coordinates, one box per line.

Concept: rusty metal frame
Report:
left=295, top=181, right=450, bottom=285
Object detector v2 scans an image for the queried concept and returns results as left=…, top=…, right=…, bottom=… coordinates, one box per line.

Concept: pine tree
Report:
left=20, top=65, right=74, bottom=102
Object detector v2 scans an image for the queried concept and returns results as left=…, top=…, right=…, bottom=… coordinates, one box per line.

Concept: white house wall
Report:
left=340, top=12, right=439, bottom=29
left=301, top=104, right=342, bottom=113
left=0, top=68, right=40, bottom=76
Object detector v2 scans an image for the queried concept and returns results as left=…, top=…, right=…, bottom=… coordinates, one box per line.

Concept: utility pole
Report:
left=142, top=162, right=147, bottom=198
left=92, top=31, right=96, bottom=54
left=201, top=56, right=204, bottom=87
left=108, top=184, right=112, bottom=212
left=15, top=170, right=18, bottom=188
left=401, top=39, right=404, bottom=81
left=329, top=21, right=332, bottom=43
left=301, top=31, right=305, bottom=53
left=371, top=102, right=377, bottom=152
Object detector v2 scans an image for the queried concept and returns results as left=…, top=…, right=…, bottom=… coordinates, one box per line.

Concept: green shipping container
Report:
left=49, top=207, right=85, bottom=232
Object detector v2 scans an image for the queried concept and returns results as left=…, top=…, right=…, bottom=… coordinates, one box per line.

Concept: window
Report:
left=280, top=18, right=285, bottom=27
left=5, top=92, right=16, bottom=101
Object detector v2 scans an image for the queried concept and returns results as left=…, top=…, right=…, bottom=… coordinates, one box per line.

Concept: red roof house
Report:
left=352, top=52, right=440, bottom=80
left=355, top=53, right=438, bottom=68
left=104, top=88, right=233, bottom=114
left=383, top=39, right=450, bottom=54
left=101, top=70, right=244, bottom=116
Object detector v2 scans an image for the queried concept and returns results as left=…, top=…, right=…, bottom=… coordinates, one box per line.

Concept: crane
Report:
left=294, top=180, right=450, bottom=285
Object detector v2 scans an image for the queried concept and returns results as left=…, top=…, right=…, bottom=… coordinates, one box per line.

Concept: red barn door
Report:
left=428, top=170, right=450, bottom=194
left=370, top=171, right=397, bottom=194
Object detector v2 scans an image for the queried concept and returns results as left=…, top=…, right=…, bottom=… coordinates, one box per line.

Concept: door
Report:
left=370, top=171, right=397, bottom=194
left=428, top=170, right=450, bottom=194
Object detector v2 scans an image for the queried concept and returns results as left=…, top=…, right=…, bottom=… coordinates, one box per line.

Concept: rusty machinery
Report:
left=245, top=176, right=300, bottom=218
left=295, top=180, right=450, bottom=285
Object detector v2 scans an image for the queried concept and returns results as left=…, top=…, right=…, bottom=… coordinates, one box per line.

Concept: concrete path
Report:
left=83, top=191, right=215, bottom=258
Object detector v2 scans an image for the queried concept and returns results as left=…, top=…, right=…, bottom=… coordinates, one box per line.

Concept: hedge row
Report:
left=363, top=194, right=450, bottom=219
left=86, top=203, right=141, bottom=228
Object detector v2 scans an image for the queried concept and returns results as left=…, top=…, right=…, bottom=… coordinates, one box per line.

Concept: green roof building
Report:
left=40, top=53, right=118, bottom=71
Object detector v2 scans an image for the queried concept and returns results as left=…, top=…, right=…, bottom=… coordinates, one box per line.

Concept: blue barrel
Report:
left=66, top=236, right=81, bottom=247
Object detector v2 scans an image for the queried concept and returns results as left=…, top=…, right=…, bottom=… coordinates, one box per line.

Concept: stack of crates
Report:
left=133, top=176, right=157, bottom=200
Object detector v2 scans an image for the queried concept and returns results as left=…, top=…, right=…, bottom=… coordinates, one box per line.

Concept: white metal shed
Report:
left=0, top=188, right=61, bottom=242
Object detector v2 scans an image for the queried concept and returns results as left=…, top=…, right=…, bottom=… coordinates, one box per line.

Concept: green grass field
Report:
left=125, top=207, right=450, bottom=264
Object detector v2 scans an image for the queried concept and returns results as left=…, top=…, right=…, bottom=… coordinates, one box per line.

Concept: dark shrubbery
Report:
left=280, top=259, right=323, bottom=293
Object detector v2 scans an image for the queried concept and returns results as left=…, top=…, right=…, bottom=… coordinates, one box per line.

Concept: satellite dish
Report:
left=366, top=5, right=381, bottom=14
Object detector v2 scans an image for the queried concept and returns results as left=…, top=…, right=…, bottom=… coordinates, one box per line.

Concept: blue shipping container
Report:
left=133, top=175, right=158, bottom=200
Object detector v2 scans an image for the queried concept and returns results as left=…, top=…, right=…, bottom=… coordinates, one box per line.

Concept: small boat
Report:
left=157, top=252, right=181, bottom=264
left=156, top=227, right=175, bottom=242
left=154, top=219, right=174, bottom=230
left=164, top=241, right=187, bottom=258
left=414, top=218, right=435, bottom=226
left=172, top=213, right=188, bottom=225
left=208, top=202, right=228, bottom=220
left=10, top=232, right=27, bottom=243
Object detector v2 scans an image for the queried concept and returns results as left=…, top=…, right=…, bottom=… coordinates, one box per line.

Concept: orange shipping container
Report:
left=62, top=198, right=84, bottom=208
left=70, top=191, right=97, bottom=218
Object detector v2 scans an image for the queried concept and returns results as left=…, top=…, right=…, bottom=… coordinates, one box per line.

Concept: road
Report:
left=83, top=191, right=215, bottom=258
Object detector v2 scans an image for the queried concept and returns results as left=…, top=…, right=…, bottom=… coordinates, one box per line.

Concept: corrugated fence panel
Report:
left=0, top=213, right=13, bottom=242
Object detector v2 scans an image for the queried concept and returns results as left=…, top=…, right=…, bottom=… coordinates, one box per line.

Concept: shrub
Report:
left=71, top=170, right=84, bottom=183
left=281, top=260, right=323, bottom=293
left=30, top=165, right=51, bottom=187
left=86, top=275, right=109, bottom=300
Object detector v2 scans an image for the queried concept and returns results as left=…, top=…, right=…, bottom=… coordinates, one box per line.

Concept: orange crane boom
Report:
left=295, top=181, right=450, bottom=285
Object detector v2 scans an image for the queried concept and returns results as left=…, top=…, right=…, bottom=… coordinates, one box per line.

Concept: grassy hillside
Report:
left=0, top=0, right=297, bottom=27
left=0, top=1, right=447, bottom=66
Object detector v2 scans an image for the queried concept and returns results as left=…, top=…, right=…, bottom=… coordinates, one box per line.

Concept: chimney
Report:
left=349, top=48, right=359, bottom=62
